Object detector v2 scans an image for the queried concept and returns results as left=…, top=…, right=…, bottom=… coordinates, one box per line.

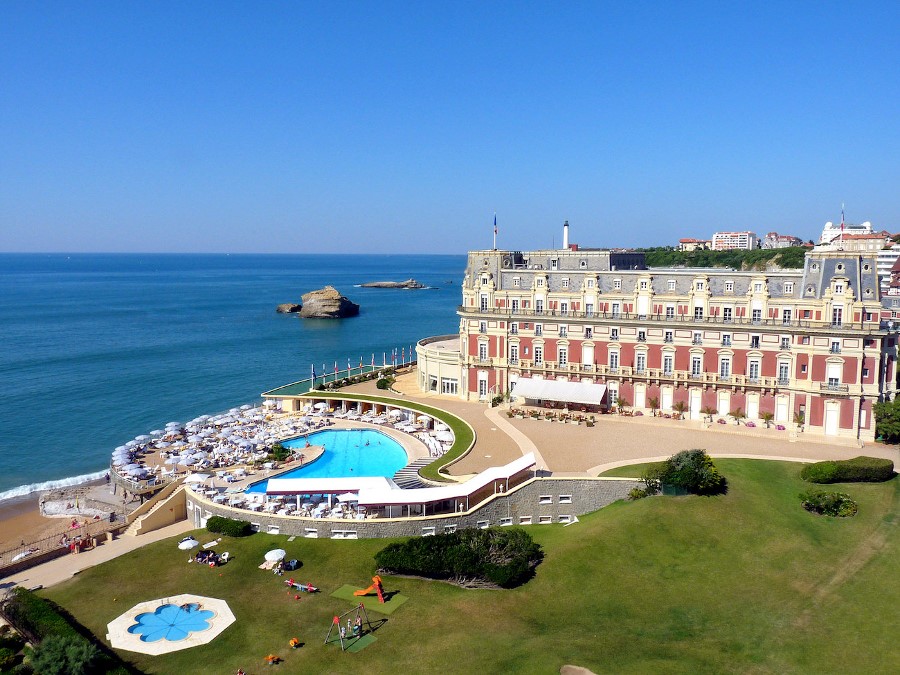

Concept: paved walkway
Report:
left=2, top=520, right=193, bottom=590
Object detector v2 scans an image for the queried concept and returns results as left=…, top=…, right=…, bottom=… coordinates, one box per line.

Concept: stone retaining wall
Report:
left=187, top=476, right=641, bottom=539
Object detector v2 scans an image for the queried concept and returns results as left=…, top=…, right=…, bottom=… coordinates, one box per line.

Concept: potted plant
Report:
left=728, top=408, right=746, bottom=426
left=701, top=406, right=717, bottom=423
left=672, top=401, right=687, bottom=420
left=648, top=397, right=660, bottom=417
left=761, top=411, right=775, bottom=428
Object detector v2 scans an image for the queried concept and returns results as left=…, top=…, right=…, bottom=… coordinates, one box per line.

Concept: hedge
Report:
left=0, top=588, right=132, bottom=674
left=375, top=527, right=543, bottom=588
left=206, top=515, right=254, bottom=537
left=800, top=456, right=895, bottom=484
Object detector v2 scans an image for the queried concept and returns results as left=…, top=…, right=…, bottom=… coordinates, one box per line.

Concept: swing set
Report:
left=323, top=603, right=374, bottom=651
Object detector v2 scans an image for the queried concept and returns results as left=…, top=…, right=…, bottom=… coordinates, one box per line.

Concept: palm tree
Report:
left=701, top=405, right=717, bottom=423
left=648, top=397, right=660, bottom=417
left=615, top=396, right=630, bottom=415
left=728, top=407, right=746, bottom=426
left=761, top=411, right=774, bottom=428
left=794, top=411, right=805, bottom=431
left=672, top=401, right=687, bottom=420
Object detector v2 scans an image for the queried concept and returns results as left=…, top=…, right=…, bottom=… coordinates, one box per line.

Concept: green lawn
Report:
left=42, top=460, right=899, bottom=674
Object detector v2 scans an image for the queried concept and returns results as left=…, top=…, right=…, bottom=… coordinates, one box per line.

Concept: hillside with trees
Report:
left=639, top=246, right=807, bottom=270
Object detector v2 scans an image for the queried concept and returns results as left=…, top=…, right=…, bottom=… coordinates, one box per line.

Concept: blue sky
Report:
left=1, top=1, right=898, bottom=253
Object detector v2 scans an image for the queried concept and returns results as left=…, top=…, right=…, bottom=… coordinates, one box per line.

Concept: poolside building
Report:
left=417, top=222, right=899, bottom=442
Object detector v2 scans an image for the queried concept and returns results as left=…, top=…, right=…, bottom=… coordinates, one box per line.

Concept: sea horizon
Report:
left=0, top=252, right=464, bottom=501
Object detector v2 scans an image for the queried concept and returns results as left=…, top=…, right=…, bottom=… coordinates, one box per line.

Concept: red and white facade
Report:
left=418, top=234, right=899, bottom=442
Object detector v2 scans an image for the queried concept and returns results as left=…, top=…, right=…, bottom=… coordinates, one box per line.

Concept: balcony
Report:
left=820, top=383, right=850, bottom=394
left=779, top=343, right=791, bottom=350
left=509, top=358, right=519, bottom=366
left=692, top=338, right=703, bottom=345
left=721, top=340, right=731, bottom=347
left=777, top=378, right=790, bottom=386
left=830, top=346, right=842, bottom=354
left=718, top=375, right=732, bottom=383
left=664, top=337, right=674, bottom=343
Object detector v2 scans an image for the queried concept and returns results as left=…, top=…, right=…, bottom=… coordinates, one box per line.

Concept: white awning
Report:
left=357, top=453, right=536, bottom=506
left=265, top=476, right=396, bottom=495
left=512, top=378, right=607, bottom=405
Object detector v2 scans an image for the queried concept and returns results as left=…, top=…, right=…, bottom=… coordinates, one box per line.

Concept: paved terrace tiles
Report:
left=344, top=373, right=900, bottom=476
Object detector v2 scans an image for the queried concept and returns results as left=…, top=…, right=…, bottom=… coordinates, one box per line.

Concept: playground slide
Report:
left=353, top=575, right=385, bottom=602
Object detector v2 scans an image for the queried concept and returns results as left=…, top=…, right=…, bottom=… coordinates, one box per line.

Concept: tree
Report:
left=701, top=405, right=717, bottom=423
left=656, top=449, right=727, bottom=495
left=794, top=410, right=806, bottom=431
left=672, top=401, right=687, bottom=419
left=615, top=396, right=629, bottom=415
left=728, top=407, right=746, bottom=426
left=648, top=397, right=659, bottom=417
left=29, top=635, right=99, bottom=675
left=761, top=411, right=775, bottom=428
left=874, top=397, right=900, bottom=443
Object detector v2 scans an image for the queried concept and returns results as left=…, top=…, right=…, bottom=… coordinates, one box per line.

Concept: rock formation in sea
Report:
left=359, top=278, right=425, bottom=289
left=297, top=286, right=360, bottom=319
left=275, top=303, right=302, bottom=314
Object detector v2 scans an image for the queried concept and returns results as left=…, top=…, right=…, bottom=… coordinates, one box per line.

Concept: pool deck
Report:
left=106, top=593, right=236, bottom=655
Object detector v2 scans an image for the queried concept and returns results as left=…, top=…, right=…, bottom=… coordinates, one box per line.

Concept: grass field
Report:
left=41, top=460, right=899, bottom=674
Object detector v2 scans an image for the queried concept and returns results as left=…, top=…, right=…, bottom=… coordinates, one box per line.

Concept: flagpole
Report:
left=492, top=213, right=497, bottom=250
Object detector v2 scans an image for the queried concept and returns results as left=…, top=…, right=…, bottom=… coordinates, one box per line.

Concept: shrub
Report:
left=268, top=442, right=290, bottom=462
left=206, top=515, right=254, bottom=537
left=654, top=449, right=727, bottom=495
left=375, top=527, right=543, bottom=588
left=800, top=456, right=895, bottom=484
left=800, top=490, right=858, bottom=517
left=30, top=634, right=100, bottom=675
left=376, top=378, right=393, bottom=390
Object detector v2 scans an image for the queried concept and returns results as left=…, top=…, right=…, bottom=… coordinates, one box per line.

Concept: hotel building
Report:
left=418, top=224, right=898, bottom=442
left=711, top=231, right=758, bottom=250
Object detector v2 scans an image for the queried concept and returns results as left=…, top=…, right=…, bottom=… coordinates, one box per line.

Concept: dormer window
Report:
left=754, top=282, right=763, bottom=293
left=613, top=279, right=622, bottom=290
left=836, top=263, right=844, bottom=272
left=481, top=277, right=488, bottom=286
left=580, top=260, right=587, bottom=269
left=724, top=281, right=734, bottom=293
left=587, top=279, right=595, bottom=288
left=695, top=281, right=705, bottom=291
left=640, top=280, right=648, bottom=290
left=784, top=282, right=794, bottom=294
left=537, top=278, right=544, bottom=287
left=834, top=283, right=844, bottom=294
left=667, top=280, right=676, bottom=291
left=562, top=278, right=569, bottom=289
left=513, top=277, right=520, bottom=287
left=550, top=259, right=558, bottom=270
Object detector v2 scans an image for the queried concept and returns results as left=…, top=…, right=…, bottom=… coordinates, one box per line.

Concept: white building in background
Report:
left=711, top=231, right=757, bottom=250
left=818, top=220, right=873, bottom=245
left=878, top=244, right=900, bottom=292
left=762, top=232, right=804, bottom=249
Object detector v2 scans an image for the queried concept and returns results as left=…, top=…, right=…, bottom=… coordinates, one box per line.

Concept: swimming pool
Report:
left=127, top=603, right=215, bottom=643
left=245, top=429, right=408, bottom=493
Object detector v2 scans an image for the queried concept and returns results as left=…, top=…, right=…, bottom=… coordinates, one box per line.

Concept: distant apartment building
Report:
left=877, top=244, right=900, bottom=292
left=679, top=238, right=710, bottom=252
left=711, top=231, right=758, bottom=251
left=762, top=232, right=804, bottom=249
left=817, top=232, right=889, bottom=254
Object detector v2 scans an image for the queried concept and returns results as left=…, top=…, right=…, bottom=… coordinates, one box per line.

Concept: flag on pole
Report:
left=382, top=352, right=387, bottom=366
left=401, top=347, right=405, bottom=363
left=348, top=358, right=352, bottom=374
left=371, top=353, right=375, bottom=368
left=311, top=364, right=316, bottom=381
left=494, top=213, right=498, bottom=236
left=359, top=356, right=363, bottom=369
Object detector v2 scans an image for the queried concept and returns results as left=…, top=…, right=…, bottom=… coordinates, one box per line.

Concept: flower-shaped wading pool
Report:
left=128, top=603, right=215, bottom=642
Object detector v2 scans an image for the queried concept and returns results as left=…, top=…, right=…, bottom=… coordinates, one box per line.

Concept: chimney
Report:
left=562, top=220, right=569, bottom=249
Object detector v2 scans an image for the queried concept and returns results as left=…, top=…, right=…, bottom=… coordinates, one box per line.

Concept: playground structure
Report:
left=323, top=603, right=375, bottom=651
left=353, top=575, right=385, bottom=603
left=284, top=579, right=319, bottom=593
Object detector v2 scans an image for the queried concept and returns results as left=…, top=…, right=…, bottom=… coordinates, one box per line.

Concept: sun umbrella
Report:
left=265, top=549, right=286, bottom=562
left=434, top=422, right=449, bottom=432
left=122, top=463, right=141, bottom=471
left=178, top=539, right=199, bottom=550
left=135, top=435, right=151, bottom=442
left=337, top=492, right=359, bottom=502
left=416, top=415, right=432, bottom=423
left=388, top=409, right=403, bottom=418
left=150, top=429, right=164, bottom=436
left=313, top=402, right=328, bottom=410
left=164, top=457, right=180, bottom=465
left=262, top=399, right=277, bottom=407
left=184, top=473, right=212, bottom=483
left=114, top=445, right=128, bottom=453
left=240, top=404, right=252, bottom=410
left=435, top=431, right=454, bottom=442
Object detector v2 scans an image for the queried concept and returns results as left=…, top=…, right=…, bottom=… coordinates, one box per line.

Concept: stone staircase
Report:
left=123, top=484, right=186, bottom=536
left=392, top=458, right=432, bottom=489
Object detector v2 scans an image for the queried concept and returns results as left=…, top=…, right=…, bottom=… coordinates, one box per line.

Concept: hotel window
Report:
left=778, top=362, right=790, bottom=384
left=640, top=280, right=648, bottom=290
left=580, top=260, right=587, bottom=269
left=719, top=358, right=731, bottom=379
left=535, top=299, right=544, bottom=313
left=666, top=305, right=675, bottom=319
left=478, top=343, right=488, bottom=361
left=637, top=330, right=646, bottom=342
left=664, top=330, right=673, bottom=343
left=780, top=336, right=790, bottom=349
left=584, top=327, right=593, bottom=338
left=562, top=278, right=569, bottom=289
left=587, top=278, right=595, bottom=288
left=441, top=378, right=458, bottom=395
left=480, top=295, right=489, bottom=311
left=611, top=303, right=620, bottom=317
left=559, top=495, right=573, bottom=504
left=782, top=309, right=792, bottom=324
left=560, top=302, right=569, bottom=316
left=513, top=277, right=520, bottom=287
left=636, top=352, right=646, bottom=373
left=691, top=356, right=702, bottom=377
left=559, top=326, right=567, bottom=337
left=537, top=278, right=544, bottom=287
left=830, top=340, right=841, bottom=354
left=609, top=351, right=619, bottom=371
left=694, top=306, right=704, bottom=320
left=551, top=259, right=558, bottom=270
left=668, top=279, right=676, bottom=291
left=663, top=354, right=674, bottom=375
left=834, top=283, right=844, bottom=294
left=558, top=347, right=568, bottom=365
left=724, top=281, right=734, bottom=293
left=754, top=282, right=763, bottom=292
left=722, top=334, right=731, bottom=346
left=479, top=321, right=487, bottom=333
left=723, top=307, right=733, bottom=322
left=481, top=277, right=488, bottom=286
left=784, top=282, right=794, bottom=294
left=832, top=307, right=843, bottom=326
left=748, top=360, right=760, bottom=381
left=610, top=327, right=619, bottom=340
left=750, top=335, right=760, bottom=348
left=692, top=332, right=702, bottom=345
left=586, top=303, right=594, bottom=316
left=511, top=299, right=519, bottom=312
left=509, top=344, right=519, bottom=365
left=752, top=309, right=762, bottom=323
left=614, top=279, right=622, bottom=290
left=696, top=281, right=705, bottom=291
left=534, top=345, right=543, bottom=364
left=535, top=323, right=543, bottom=336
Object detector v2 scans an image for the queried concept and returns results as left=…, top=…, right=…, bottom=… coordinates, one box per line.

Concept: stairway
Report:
left=392, top=458, right=432, bottom=489
left=123, top=485, right=186, bottom=536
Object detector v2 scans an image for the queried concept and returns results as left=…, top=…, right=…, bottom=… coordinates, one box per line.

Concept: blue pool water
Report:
left=128, top=603, right=215, bottom=643
left=245, top=429, right=408, bottom=493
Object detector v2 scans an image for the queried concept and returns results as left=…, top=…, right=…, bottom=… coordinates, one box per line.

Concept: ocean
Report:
left=0, top=253, right=464, bottom=500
